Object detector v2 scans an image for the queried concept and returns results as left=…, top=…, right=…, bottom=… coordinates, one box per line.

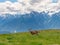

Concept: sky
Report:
left=0, top=0, right=17, bottom=2
left=52, top=0, right=58, bottom=3
left=0, top=0, right=58, bottom=2
left=0, top=0, right=59, bottom=16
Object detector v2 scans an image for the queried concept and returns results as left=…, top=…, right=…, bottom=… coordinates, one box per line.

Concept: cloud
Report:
left=0, top=0, right=60, bottom=16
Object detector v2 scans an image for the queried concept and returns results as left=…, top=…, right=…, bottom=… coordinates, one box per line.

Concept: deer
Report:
left=28, top=28, right=39, bottom=35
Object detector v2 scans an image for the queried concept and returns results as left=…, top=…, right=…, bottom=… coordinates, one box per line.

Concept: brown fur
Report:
left=29, top=30, right=39, bottom=35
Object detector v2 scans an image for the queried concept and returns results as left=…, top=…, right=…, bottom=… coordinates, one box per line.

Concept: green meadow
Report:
left=0, top=29, right=60, bottom=45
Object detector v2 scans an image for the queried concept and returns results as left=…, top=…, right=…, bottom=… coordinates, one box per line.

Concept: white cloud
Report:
left=0, top=0, right=60, bottom=16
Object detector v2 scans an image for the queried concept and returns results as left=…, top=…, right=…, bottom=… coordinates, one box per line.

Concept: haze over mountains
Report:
left=0, top=11, right=60, bottom=33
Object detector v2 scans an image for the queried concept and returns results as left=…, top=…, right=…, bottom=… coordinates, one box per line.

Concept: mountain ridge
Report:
left=0, top=11, right=60, bottom=33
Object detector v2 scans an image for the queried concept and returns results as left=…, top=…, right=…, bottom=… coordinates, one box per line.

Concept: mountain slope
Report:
left=0, top=11, right=60, bottom=33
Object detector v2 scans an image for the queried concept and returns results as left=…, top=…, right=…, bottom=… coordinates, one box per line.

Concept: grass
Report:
left=0, top=29, right=60, bottom=45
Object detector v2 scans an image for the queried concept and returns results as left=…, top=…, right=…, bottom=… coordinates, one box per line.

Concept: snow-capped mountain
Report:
left=0, top=11, right=60, bottom=34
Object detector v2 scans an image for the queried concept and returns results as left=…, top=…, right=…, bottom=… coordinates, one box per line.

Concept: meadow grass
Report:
left=0, top=29, right=60, bottom=45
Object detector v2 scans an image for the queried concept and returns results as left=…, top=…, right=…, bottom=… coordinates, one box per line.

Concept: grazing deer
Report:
left=28, top=28, right=39, bottom=35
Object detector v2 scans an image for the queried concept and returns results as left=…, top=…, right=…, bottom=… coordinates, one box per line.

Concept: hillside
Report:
left=0, top=29, right=60, bottom=45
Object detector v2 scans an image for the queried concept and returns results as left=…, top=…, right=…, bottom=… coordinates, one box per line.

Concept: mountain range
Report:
left=0, top=11, right=60, bottom=33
